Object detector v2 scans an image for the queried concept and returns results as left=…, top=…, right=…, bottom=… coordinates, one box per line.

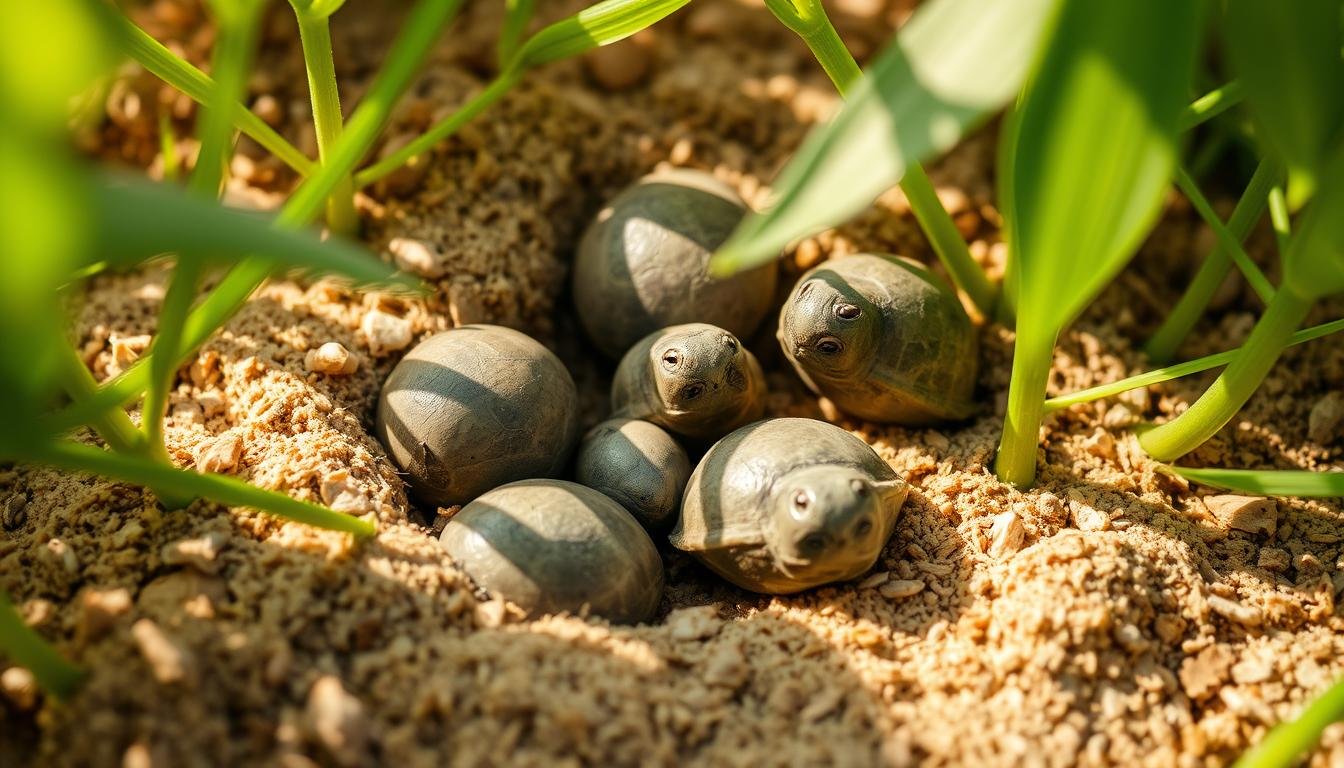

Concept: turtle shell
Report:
left=440, top=480, right=664, bottom=624
left=375, top=325, right=579, bottom=508
left=671, top=418, right=906, bottom=593
left=778, top=253, right=977, bottom=424
left=574, top=418, right=691, bottom=534
left=573, top=168, right=778, bottom=358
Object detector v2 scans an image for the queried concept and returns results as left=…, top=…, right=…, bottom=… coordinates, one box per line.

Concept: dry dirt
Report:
left=4, top=0, right=1344, bottom=766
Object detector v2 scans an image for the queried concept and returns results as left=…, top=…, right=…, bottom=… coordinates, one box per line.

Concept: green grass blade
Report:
left=1144, top=159, right=1276, bottom=362
left=360, top=0, right=689, bottom=186
left=1047, top=318, right=1344, bottom=412
left=711, top=0, right=1058, bottom=274
left=48, top=0, right=464, bottom=432
left=1235, top=678, right=1344, bottom=768
left=1178, top=80, right=1243, bottom=131
left=0, top=591, right=84, bottom=700
left=498, top=0, right=536, bottom=68
left=90, top=174, right=416, bottom=288
left=1222, top=0, right=1344, bottom=208
left=22, top=440, right=376, bottom=537
left=1281, top=146, right=1344, bottom=302
left=1167, top=466, right=1344, bottom=498
left=994, top=0, right=1202, bottom=487
left=1172, top=165, right=1274, bottom=302
left=105, top=9, right=315, bottom=175
left=292, top=4, right=359, bottom=233
left=512, top=0, right=690, bottom=67
left=1268, top=182, right=1291, bottom=254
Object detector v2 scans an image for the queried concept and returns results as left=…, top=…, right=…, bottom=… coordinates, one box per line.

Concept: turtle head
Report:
left=764, top=466, right=907, bottom=581
left=779, top=271, right=880, bottom=380
left=649, top=324, right=755, bottom=425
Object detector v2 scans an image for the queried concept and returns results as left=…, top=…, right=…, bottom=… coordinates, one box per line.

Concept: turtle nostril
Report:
left=722, top=334, right=738, bottom=352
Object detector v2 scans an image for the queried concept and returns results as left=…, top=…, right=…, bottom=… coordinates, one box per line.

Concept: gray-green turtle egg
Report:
left=439, top=480, right=664, bottom=624
left=376, top=325, right=579, bottom=509
left=573, top=168, right=778, bottom=358
left=574, top=418, right=691, bottom=533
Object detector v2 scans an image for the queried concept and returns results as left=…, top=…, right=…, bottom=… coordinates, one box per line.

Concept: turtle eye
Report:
left=835, top=303, right=861, bottom=320
left=722, top=334, right=738, bottom=353
left=797, top=533, right=827, bottom=557
left=855, top=520, right=874, bottom=537
left=793, top=490, right=810, bottom=511
left=682, top=382, right=705, bottom=401
left=661, top=350, right=681, bottom=368
left=815, top=337, right=843, bottom=356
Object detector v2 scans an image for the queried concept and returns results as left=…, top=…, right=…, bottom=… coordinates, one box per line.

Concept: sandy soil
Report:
left=4, top=1, right=1344, bottom=765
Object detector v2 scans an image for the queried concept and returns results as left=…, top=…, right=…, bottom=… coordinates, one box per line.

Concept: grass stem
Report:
left=354, top=72, right=518, bottom=187
left=0, top=591, right=84, bottom=700
left=1234, top=678, right=1344, bottom=768
left=765, top=0, right=997, bottom=317
left=993, top=324, right=1056, bottom=487
left=1144, top=159, right=1275, bottom=362
left=294, top=9, right=360, bottom=235
left=1048, top=317, right=1344, bottom=412
left=1173, top=165, right=1275, bottom=302
left=1178, top=80, right=1243, bottom=131
left=1139, top=285, right=1313, bottom=461
left=1268, top=182, right=1292, bottom=254
left=498, top=0, right=536, bottom=68
left=110, top=11, right=315, bottom=175
left=20, top=440, right=376, bottom=538
left=45, top=0, right=466, bottom=435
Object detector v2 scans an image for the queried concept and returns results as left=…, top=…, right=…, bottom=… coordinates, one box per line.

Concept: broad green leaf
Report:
left=90, top=174, right=419, bottom=290
left=1167, top=466, right=1344, bottom=499
left=513, top=0, right=690, bottom=68
left=1008, top=0, right=1201, bottom=337
left=1222, top=0, right=1344, bottom=207
left=993, top=0, right=1202, bottom=487
left=712, top=0, right=1059, bottom=274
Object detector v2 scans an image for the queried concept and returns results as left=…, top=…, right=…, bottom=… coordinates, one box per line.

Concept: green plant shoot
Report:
left=994, top=0, right=1201, bottom=487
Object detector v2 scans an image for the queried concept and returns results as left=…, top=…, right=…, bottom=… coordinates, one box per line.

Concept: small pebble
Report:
left=79, top=587, right=132, bottom=640
left=361, top=310, right=413, bottom=357
left=1, top=666, right=38, bottom=710
left=387, top=237, right=446, bottom=279
left=305, top=342, right=359, bottom=376
left=667, top=605, right=722, bottom=641
left=987, top=511, right=1025, bottom=558
left=1067, top=490, right=1110, bottom=532
left=2, top=493, right=28, bottom=530
left=1207, top=595, right=1263, bottom=628
left=45, top=538, right=79, bottom=574
left=162, top=533, right=226, bottom=575
left=197, top=390, right=227, bottom=418
left=319, top=470, right=373, bottom=514
left=1257, top=548, right=1290, bottom=573
left=306, top=676, right=368, bottom=767
left=879, top=579, right=925, bottom=599
left=1204, top=495, right=1277, bottom=536
left=195, top=432, right=243, bottom=474
left=859, top=571, right=890, bottom=589
left=1308, top=392, right=1343, bottom=443
left=583, top=32, right=654, bottom=91
left=132, top=619, right=194, bottom=685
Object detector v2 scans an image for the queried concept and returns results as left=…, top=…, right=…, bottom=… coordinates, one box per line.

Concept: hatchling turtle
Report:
left=376, top=325, right=579, bottom=508
left=439, top=480, right=664, bottom=624
left=575, top=418, right=691, bottom=534
left=573, top=168, right=778, bottom=358
left=778, top=253, right=977, bottom=424
left=671, top=418, right=909, bottom=594
left=611, top=323, right=766, bottom=441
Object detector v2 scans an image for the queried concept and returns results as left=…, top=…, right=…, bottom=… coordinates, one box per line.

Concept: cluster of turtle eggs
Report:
left=376, top=169, right=978, bottom=624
